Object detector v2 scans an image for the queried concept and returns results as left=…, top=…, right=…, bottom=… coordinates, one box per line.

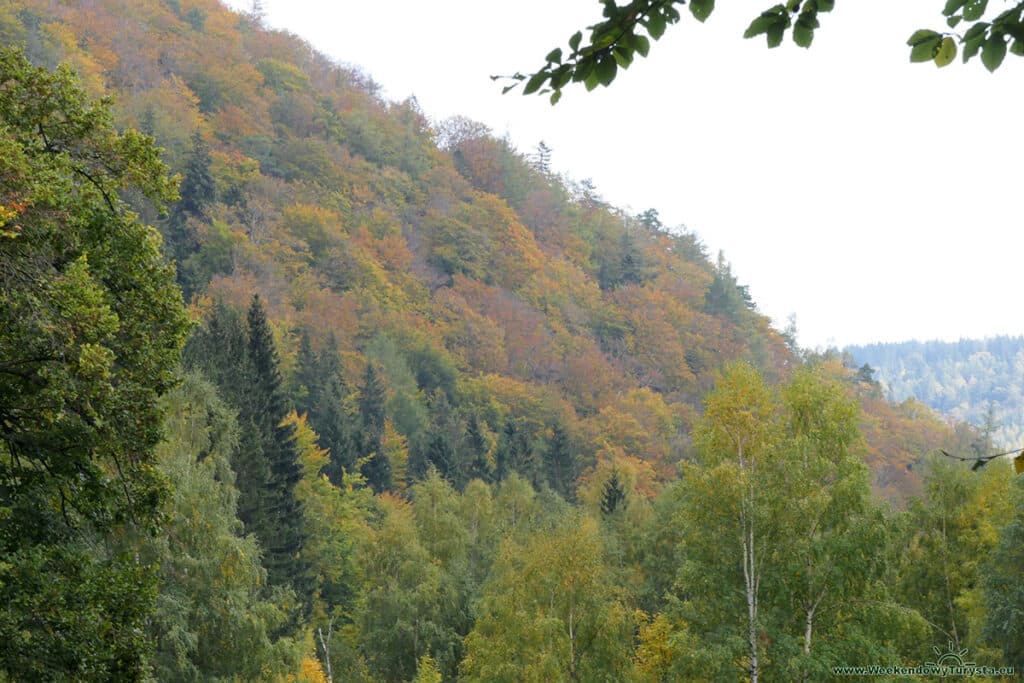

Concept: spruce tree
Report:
left=178, top=129, right=215, bottom=219
left=544, top=422, right=576, bottom=501
left=464, top=414, right=492, bottom=483
left=600, top=470, right=627, bottom=516
left=295, top=332, right=356, bottom=484
left=359, top=362, right=392, bottom=492
left=497, top=418, right=541, bottom=487
left=185, top=297, right=308, bottom=604
left=245, top=295, right=307, bottom=595
left=166, top=130, right=214, bottom=275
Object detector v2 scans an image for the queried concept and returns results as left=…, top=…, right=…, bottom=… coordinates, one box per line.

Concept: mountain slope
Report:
left=1, top=0, right=962, bottom=501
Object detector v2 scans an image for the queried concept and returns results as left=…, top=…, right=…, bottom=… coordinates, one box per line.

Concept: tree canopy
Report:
left=0, top=46, right=188, bottom=678
left=509, top=0, right=1023, bottom=102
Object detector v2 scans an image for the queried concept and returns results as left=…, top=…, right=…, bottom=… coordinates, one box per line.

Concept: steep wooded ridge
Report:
left=848, top=336, right=1024, bottom=449
left=1, top=0, right=955, bottom=498
left=5, top=1, right=1022, bottom=681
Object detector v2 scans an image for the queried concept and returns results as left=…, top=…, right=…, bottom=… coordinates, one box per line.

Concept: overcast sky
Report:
left=224, top=0, right=1024, bottom=350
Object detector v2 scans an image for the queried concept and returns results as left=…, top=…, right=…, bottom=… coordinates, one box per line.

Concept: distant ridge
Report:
left=846, top=335, right=1024, bottom=448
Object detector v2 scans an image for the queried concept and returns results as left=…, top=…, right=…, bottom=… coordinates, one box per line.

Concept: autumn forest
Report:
left=1, top=0, right=1023, bottom=681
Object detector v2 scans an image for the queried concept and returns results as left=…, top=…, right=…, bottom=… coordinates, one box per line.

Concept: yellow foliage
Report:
left=382, top=419, right=410, bottom=492
left=284, top=655, right=328, bottom=683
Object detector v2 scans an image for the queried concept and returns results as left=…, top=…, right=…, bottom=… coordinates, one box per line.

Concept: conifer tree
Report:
left=359, top=362, right=392, bottom=492
left=544, top=422, right=576, bottom=500
left=411, top=390, right=460, bottom=483
left=295, top=332, right=357, bottom=484
left=178, top=129, right=215, bottom=219
left=495, top=419, right=520, bottom=483
left=246, top=295, right=308, bottom=596
left=464, top=414, right=492, bottom=483
left=496, top=418, right=542, bottom=488
left=166, top=129, right=214, bottom=272
left=185, top=297, right=308, bottom=602
left=600, top=470, right=627, bottom=516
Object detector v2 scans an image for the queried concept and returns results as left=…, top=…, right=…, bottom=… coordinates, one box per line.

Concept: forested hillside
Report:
left=848, top=337, right=1024, bottom=449
left=3, top=1, right=1023, bottom=680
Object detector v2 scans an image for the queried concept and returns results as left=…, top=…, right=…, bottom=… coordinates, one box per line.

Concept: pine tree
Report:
left=359, top=362, right=392, bottom=492
left=704, top=251, right=753, bottom=320
left=410, top=389, right=460, bottom=483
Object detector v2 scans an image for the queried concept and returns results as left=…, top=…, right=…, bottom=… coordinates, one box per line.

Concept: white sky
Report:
left=224, top=0, right=1024, bottom=350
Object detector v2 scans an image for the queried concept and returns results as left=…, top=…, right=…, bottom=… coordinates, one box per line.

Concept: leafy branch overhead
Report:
left=504, top=0, right=1023, bottom=102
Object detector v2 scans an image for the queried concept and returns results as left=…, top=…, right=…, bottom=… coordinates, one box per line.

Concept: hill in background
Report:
left=847, top=336, right=1024, bottom=450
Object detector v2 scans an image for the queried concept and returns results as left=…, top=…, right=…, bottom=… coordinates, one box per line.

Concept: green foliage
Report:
left=294, top=333, right=358, bottom=484
left=0, top=47, right=188, bottom=680
left=356, top=495, right=463, bottom=682
left=982, top=476, right=1024, bottom=669
left=147, top=374, right=303, bottom=681
left=185, top=297, right=308, bottom=601
left=461, top=512, right=636, bottom=682
left=9, top=3, right=1020, bottom=679
left=661, top=363, right=929, bottom=680
left=358, top=361, right=393, bottom=492
left=897, top=457, right=1014, bottom=657
left=510, top=0, right=1020, bottom=101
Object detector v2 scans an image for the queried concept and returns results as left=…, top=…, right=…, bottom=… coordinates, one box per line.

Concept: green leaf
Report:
left=633, top=34, right=651, bottom=57
left=1011, top=38, right=1024, bottom=56
left=817, top=0, right=835, bottom=11
left=596, top=54, right=618, bottom=86
left=690, top=0, right=715, bottom=23
left=942, top=0, right=967, bottom=15
left=584, top=70, right=601, bottom=91
left=793, top=12, right=819, bottom=48
left=550, top=90, right=562, bottom=105
left=573, top=58, right=595, bottom=82
left=907, top=29, right=942, bottom=45
left=793, top=22, right=814, bottom=47
left=934, top=36, right=958, bottom=66
left=613, top=46, right=634, bottom=68
left=963, top=0, right=988, bottom=21
left=963, top=21, right=990, bottom=40
left=551, top=67, right=573, bottom=89
left=981, top=33, right=1007, bottom=70
left=767, top=25, right=785, bottom=48
left=502, top=84, right=517, bottom=95
left=744, top=15, right=777, bottom=39
left=647, top=12, right=667, bottom=39
left=963, top=33, right=987, bottom=60
left=910, top=36, right=942, bottom=61
left=545, top=48, right=563, bottom=64
left=523, top=71, right=548, bottom=95
left=947, top=15, right=963, bottom=28
left=569, top=31, right=583, bottom=52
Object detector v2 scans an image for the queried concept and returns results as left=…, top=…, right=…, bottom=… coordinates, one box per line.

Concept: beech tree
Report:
left=511, top=0, right=1024, bottom=103
left=0, top=47, right=188, bottom=679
